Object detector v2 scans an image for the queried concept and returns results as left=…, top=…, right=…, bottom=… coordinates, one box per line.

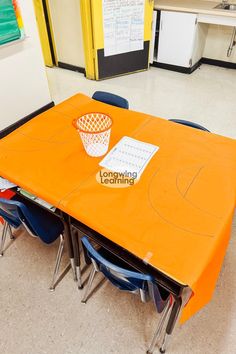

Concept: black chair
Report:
left=92, top=91, right=129, bottom=109
left=169, top=119, right=210, bottom=132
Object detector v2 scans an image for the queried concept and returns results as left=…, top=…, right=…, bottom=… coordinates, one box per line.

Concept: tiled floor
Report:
left=0, top=64, right=236, bottom=354
left=47, top=64, right=236, bottom=139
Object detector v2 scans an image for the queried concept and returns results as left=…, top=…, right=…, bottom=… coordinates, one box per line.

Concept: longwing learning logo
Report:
left=96, top=169, right=138, bottom=188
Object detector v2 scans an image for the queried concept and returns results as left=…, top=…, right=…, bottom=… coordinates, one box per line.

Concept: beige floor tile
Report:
left=1, top=64, right=236, bottom=354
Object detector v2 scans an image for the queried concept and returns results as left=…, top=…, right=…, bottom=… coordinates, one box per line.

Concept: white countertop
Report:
left=154, top=0, right=236, bottom=18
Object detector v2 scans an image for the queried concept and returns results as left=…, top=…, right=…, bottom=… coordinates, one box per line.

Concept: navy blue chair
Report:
left=81, top=236, right=172, bottom=353
left=92, top=91, right=129, bottom=109
left=0, top=195, right=64, bottom=290
left=169, top=119, right=210, bottom=132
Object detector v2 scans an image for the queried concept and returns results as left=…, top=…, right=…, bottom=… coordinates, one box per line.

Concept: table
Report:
left=0, top=93, right=236, bottom=350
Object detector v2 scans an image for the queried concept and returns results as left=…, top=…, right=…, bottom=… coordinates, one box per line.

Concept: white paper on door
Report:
left=99, top=136, right=159, bottom=179
left=103, top=0, right=145, bottom=57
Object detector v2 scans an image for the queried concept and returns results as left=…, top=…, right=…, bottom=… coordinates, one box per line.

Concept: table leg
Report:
left=61, top=213, right=77, bottom=282
left=147, top=297, right=173, bottom=354
left=159, top=297, right=182, bottom=353
left=71, top=227, right=83, bottom=289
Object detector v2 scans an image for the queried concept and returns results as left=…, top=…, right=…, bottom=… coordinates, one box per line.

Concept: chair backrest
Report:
left=92, top=91, right=129, bottom=109
left=149, top=282, right=172, bottom=313
left=82, top=236, right=171, bottom=310
left=81, top=236, right=152, bottom=293
left=0, top=191, right=19, bottom=227
left=0, top=197, right=62, bottom=244
left=169, top=119, right=210, bottom=132
left=0, top=207, right=21, bottom=228
left=0, top=198, right=21, bottom=228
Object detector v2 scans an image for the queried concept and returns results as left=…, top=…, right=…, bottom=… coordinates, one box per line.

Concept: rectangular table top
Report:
left=0, top=93, right=235, bottom=322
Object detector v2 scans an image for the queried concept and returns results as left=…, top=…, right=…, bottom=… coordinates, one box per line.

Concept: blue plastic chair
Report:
left=0, top=195, right=64, bottom=290
left=0, top=207, right=21, bottom=230
left=81, top=236, right=172, bottom=352
left=169, top=119, right=210, bottom=132
left=92, top=91, right=129, bottom=109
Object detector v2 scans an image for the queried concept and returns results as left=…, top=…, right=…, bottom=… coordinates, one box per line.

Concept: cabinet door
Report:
left=157, top=11, right=197, bottom=67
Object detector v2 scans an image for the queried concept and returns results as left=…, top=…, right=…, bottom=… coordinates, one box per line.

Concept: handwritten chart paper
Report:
left=103, top=0, right=145, bottom=57
left=99, top=137, right=159, bottom=179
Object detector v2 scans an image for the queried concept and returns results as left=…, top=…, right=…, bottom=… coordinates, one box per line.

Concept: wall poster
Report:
left=103, top=0, right=145, bottom=57
left=0, top=0, right=25, bottom=46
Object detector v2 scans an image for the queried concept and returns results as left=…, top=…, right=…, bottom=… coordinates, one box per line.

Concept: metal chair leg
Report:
left=81, top=265, right=97, bottom=304
left=140, top=288, right=150, bottom=303
left=147, top=297, right=173, bottom=354
left=0, top=222, right=8, bottom=256
left=49, top=234, right=65, bottom=291
left=8, top=224, right=15, bottom=240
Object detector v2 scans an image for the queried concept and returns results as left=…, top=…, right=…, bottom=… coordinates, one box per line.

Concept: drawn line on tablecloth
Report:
left=175, top=166, right=222, bottom=220
left=148, top=168, right=215, bottom=238
left=183, top=166, right=204, bottom=198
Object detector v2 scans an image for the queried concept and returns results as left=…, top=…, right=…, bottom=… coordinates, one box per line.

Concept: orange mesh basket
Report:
left=73, top=113, right=113, bottom=157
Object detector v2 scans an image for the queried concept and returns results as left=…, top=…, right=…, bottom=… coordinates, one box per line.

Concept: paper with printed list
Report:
left=103, top=0, right=145, bottom=57
left=0, top=177, right=16, bottom=191
left=99, top=137, right=159, bottom=179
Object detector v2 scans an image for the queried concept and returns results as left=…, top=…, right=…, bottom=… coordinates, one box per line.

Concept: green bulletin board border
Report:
left=0, top=0, right=24, bottom=46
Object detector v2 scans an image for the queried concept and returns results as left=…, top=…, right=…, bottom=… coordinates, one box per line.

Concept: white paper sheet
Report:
left=103, top=0, right=145, bottom=57
left=0, top=177, right=16, bottom=191
left=99, top=136, right=159, bottom=179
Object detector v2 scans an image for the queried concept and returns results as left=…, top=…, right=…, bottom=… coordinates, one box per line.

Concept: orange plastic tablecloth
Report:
left=0, top=93, right=235, bottom=323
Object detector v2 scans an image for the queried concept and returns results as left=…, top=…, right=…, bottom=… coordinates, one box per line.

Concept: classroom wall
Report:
left=202, top=0, right=236, bottom=62
left=0, top=0, right=52, bottom=131
left=48, top=0, right=85, bottom=68
left=48, top=0, right=236, bottom=68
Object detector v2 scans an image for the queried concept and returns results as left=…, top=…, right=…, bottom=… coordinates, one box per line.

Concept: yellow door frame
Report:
left=80, top=0, right=96, bottom=79
left=33, top=0, right=57, bottom=67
